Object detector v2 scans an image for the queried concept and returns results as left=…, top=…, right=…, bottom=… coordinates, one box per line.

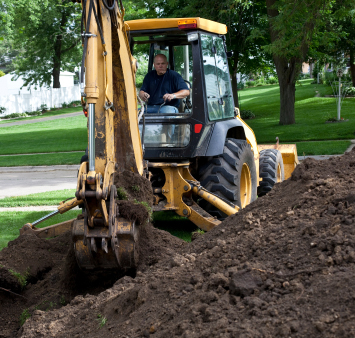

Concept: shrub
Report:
left=70, top=100, right=81, bottom=107
left=245, top=80, right=256, bottom=87
left=240, top=109, right=255, bottom=119
left=325, top=71, right=337, bottom=84
left=3, top=112, right=28, bottom=119
left=40, top=104, right=48, bottom=113
left=27, top=111, right=42, bottom=116
left=266, top=76, right=278, bottom=84
left=299, top=73, right=311, bottom=80
left=344, top=87, right=355, bottom=97
left=237, top=82, right=244, bottom=90
left=61, top=102, right=69, bottom=108
left=0, top=106, right=6, bottom=115
left=343, top=73, right=352, bottom=82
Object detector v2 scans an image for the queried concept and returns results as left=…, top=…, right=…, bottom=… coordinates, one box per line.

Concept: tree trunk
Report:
left=231, top=73, right=239, bottom=108
left=273, top=56, right=300, bottom=125
left=350, top=48, right=355, bottom=87
left=266, top=0, right=307, bottom=125
left=52, top=34, right=62, bottom=88
left=52, top=9, right=70, bottom=89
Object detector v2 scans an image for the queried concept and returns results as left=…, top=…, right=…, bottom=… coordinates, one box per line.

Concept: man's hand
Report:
left=163, top=89, right=189, bottom=102
left=139, top=90, right=150, bottom=102
left=163, top=93, right=176, bottom=102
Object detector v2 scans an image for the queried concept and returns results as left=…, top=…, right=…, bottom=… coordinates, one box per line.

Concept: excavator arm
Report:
left=23, top=0, right=145, bottom=271
left=72, top=0, right=146, bottom=270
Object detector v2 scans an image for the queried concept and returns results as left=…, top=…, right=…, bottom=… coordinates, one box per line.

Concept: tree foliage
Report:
left=5, top=0, right=82, bottom=89
left=265, top=0, right=355, bottom=125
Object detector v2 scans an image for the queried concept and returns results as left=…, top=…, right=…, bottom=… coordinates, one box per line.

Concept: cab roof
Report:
left=125, top=18, right=227, bottom=35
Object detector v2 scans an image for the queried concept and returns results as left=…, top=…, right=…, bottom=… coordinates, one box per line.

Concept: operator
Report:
left=139, top=54, right=190, bottom=114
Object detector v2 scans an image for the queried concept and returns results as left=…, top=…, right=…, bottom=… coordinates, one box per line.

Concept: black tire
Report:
left=257, top=149, right=284, bottom=197
left=198, top=139, right=257, bottom=218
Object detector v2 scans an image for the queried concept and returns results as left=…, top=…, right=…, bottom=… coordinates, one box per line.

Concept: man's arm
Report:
left=163, top=89, right=190, bottom=102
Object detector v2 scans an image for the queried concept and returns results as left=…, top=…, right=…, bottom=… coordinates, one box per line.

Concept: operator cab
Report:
left=127, top=18, right=236, bottom=160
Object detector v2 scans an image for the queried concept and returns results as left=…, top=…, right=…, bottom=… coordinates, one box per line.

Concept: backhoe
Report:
left=22, top=0, right=298, bottom=272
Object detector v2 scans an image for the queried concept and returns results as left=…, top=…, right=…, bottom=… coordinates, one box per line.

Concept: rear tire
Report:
left=198, top=139, right=257, bottom=218
left=257, top=149, right=284, bottom=197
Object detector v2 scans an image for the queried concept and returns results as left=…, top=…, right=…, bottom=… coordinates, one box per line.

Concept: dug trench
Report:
left=2, top=151, right=355, bottom=337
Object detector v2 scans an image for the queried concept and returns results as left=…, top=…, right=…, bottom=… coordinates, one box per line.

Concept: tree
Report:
left=0, top=1, right=18, bottom=73
left=8, top=0, right=82, bottom=89
left=265, top=0, right=355, bottom=125
left=322, top=10, right=355, bottom=86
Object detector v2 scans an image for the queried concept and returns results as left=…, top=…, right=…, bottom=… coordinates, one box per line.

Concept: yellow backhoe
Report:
left=21, top=0, right=298, bottom=271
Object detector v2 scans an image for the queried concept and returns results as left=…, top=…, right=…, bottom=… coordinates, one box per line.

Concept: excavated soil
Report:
left=2, top=151, right=355, bottom=337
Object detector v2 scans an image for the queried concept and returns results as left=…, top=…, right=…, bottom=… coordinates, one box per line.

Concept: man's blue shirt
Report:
left=140, top=69, right=189, bottom=108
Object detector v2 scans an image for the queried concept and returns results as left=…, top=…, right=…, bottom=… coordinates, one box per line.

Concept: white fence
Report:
left=0, top=85, right=80, bottom=117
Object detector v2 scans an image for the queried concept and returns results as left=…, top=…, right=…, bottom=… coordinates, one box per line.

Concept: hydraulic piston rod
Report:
left=22, top=197, right=83, bottom=229
left=88, top=103, right=95, bottom=172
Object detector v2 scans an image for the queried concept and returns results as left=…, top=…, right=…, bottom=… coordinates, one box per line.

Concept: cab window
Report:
left=201, top=34, right=234, bottom=121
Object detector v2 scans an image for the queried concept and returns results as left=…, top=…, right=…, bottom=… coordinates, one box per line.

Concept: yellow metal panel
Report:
left=236, top=116, right=259, bottom=179
left=125, top=17, right=227, bottom=35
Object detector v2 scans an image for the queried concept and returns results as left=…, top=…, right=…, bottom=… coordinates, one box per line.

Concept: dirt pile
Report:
left=114, top=170, right=154, bottom=225
left=2, top=151, right=355, bottom=337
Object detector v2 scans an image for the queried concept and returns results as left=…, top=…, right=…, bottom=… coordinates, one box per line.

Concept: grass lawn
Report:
left=0, top=189, right=76, bottom=207
left=239, top=79, right=355, bottom=155
left=0, top=107, right=82, bottom=124
left=295, top=140, right=351, bottom=156
left=0, top=189, right=78, bottom=250
left=0, top=152, right=85, bottom=167
left=0, top=210, right=79, bottom=250
left=0, top=115, right=87, bottom=155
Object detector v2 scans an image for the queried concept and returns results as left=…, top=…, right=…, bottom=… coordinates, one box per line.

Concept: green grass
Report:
left=0, top=189, right=76, bottom=207
left=0, top=206, right=193, bottom=250
left=0, top=115, right=87, bottom=155
left=295, top=140, right=351, bottom=156
left=153, top=211, right=197, bottom=242
left=0, top=107, right=82, bottom=124
left=0, top=152, right=85, bottom=167
left=240, top=80, right=355, bottom=156
left=0, top=210, right=79, bottom=250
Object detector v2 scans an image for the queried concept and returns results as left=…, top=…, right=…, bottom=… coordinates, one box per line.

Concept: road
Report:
left=0, top=165, right=79, bottom=199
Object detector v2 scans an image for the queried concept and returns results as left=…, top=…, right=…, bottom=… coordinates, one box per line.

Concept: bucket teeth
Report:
left=90, top=237, right=97, bottom=253
left=102, top=238, right=109, bottom=254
